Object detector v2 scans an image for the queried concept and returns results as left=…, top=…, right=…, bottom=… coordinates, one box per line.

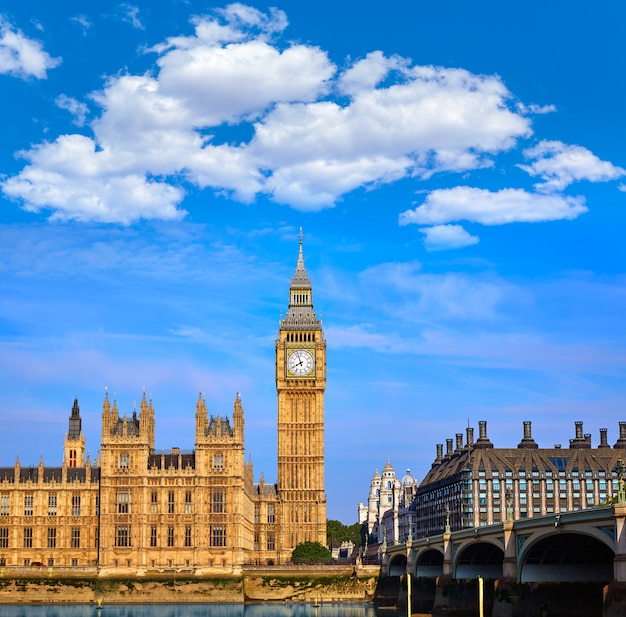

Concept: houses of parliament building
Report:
left=0, top=236, right=327, bottom=572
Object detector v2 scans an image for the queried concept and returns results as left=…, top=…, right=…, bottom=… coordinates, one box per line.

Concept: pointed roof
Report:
left=290, top=228, right=312, bottom=289
left=68, top=397, right=82, bottom=440
left=281, top=228, right=322, bottom=331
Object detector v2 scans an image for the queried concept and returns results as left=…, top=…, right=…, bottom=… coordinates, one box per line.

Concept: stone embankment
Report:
left=0, top=565, right=380, bottom=605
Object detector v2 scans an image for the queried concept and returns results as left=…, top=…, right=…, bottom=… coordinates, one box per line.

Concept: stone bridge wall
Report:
left=0, top=566, right=380, bottom=605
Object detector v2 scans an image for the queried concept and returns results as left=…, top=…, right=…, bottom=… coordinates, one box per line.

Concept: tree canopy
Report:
left=326, top=519, right=364, bottom=548
left=291, top=541, right=332, bottom=564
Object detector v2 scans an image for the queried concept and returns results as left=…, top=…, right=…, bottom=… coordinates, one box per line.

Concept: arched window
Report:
left=213, top=453, right=224, bottom=471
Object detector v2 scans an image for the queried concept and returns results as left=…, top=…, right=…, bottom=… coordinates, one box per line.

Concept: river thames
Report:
left=0, top=604, right=391, bottom=617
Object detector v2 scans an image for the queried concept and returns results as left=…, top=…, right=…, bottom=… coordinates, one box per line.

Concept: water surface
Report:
left=0, top=604, right=384, bottom=617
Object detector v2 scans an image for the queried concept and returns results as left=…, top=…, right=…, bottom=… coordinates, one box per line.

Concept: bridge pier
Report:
left=406, top=538, right=415, bottom=575
left=612, top=503, right=626, bottom=582
left=501, top=520, right=516, bottom=580
left=603, top=505, right=626, bottom=617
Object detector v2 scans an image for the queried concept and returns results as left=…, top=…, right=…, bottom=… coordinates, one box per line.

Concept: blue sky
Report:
left=1, top=1, right=625, bottom=523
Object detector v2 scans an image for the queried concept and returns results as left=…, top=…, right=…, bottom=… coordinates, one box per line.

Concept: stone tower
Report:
left=64, top=396, right=85, bottom=467
left=276, top=230, right=327, bottom=556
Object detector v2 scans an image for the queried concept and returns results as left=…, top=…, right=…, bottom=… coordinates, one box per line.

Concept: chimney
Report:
left=475, top=420, right=494, bottom=449
left=599, top=428, right=610, bottom=449
left=455, top=433, right=463, bottom=452
left=615, top=422, right=626, bottom=449
left=570, top=421, right=590, bottom=449
left=433, top=444, right=444, bottom=468
left=446, top=439, right=453, bottom=457
left=466, top=427, right=474, bottom=448
left=518, top=420, right=538, bottom=449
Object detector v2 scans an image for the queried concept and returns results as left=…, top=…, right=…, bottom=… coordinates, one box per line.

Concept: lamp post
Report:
left=505, top=488, right=513, bottom=521
left=615, top=458, right=625, bottom=504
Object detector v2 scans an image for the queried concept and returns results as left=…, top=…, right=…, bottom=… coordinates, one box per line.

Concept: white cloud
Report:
left=516, top=102, right=557, bottom=115
left=2, top=134, right=186, bottom=223
left=327, top=324, right=411, bottom=353
left=215, top=3, right=288, bottom=36
left=355, top=260, right=514, bottom=322
left=0, top=5, right=570, bottom=223
left=55, top=94, right=89, bottom=126
left=70, top=15, right=92, bottom=37
left=520, top=140, right=625, bottom=192
left=337, top=50, right=410, bottom=96
left=252, top=63, right=532, bottom=208
left=399, top=186, right=587, bottom=226
left=0, top=17, right=60, bottom=79
left=420, top=224, right=479, bottom=251
left=119, top=4, right=144, bottom=30
left=155, top=39, right=334, bottom=126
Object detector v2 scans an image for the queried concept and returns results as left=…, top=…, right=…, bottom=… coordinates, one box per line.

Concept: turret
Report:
left=233, top=392, right=244, bottom=442
left=139, top=391, right=155, bottom=451
left=101, top=389, right=114, bottom=437
left=195, top=392, right=208, bottom=442
left=64, top=397, right=85, bottom=467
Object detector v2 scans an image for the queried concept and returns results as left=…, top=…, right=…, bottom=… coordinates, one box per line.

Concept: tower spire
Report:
left=291, top=227, right=311, bottom=289
left=65, top=397, right=85, bottom=467
left=282, top=229, right=320, bottom=330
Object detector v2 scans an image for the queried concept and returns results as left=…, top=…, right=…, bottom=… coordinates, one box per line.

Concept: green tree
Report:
left=291, top=541, right=332, bottom=564
left=327, top=519, right=365, bottom=547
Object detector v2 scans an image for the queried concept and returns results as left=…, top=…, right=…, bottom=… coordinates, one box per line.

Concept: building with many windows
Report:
left=0, top=235, right=326, bottom=571
left=413, top=420, right=626, bottom=538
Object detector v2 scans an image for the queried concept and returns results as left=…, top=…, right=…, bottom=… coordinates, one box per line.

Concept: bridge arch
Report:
left=519, top=530, right=614, bottom=583
left=414, top=548, right=444, bottom=577
left=455, top=541, right=504, bottom=579
left=389, top=553, right=407, bottom=577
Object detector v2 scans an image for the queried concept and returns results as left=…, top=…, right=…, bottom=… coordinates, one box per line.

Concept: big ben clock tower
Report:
left=276, top=229, right=327, bottom=556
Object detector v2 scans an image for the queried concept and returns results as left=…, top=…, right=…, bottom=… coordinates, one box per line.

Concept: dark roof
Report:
left=253, top=482, right=277, bottom=497
left=148, top=452, right=195, bottom=470
left=0, top=466, right=100, bottom=484
left=0, top=468, right=15, bottom=483
left=419, top=445, right=626, bottom=492
left=206, top=416, right=233, bottom=437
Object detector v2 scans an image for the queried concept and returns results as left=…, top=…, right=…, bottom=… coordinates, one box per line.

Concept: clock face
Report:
left=287, top=349, right=315, bottom=376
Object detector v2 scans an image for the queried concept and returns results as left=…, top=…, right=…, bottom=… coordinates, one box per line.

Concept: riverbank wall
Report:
left=0, top=565, right=380, bottom=605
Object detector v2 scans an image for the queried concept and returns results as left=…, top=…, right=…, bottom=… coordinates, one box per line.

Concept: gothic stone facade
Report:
left=0, top=237, right=326, bottom=571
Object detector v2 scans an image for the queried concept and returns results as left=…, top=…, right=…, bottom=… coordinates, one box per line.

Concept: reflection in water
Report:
left=0, top=604, right=382, bottom=617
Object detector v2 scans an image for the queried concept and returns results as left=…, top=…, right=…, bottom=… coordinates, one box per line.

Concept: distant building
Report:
left=0, top=234, right=327, bottom=570
left=358, top=461, right=418, bottom=546
left=413, top=420, right=626, bottom=538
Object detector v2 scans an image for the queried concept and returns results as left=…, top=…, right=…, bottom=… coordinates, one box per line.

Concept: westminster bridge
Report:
left=380, top=503, right=626, bottom=616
